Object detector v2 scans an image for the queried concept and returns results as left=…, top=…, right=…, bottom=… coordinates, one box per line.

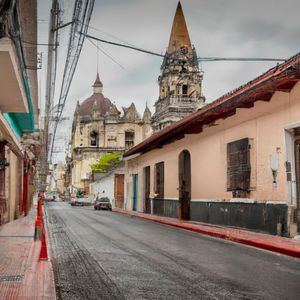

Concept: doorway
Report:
left=114, top=174, right=124, bottom=209
left=143, top=166, right=150, bottom=213
left=0, top=142, right=6, bottom=224
left=294, top=139, right=300, bottom=232
left=132, top=174, right=138, bottom=211
left=178, top=150, right=191, bottom=220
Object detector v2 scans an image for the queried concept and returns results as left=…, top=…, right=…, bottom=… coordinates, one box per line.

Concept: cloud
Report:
left=38, top=0, right=300, bottom=162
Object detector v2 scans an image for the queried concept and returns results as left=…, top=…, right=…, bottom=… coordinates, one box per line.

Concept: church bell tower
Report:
left=152, top=1, right=205, bottom=131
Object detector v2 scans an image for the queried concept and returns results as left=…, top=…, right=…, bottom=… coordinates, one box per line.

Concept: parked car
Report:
left=94, top=197, right=112, bottom=211
left=70, top=196, right=93, bottom=206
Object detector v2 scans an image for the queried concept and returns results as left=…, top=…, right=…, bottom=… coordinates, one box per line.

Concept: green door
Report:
left=133, top=174, right=138, bottom=211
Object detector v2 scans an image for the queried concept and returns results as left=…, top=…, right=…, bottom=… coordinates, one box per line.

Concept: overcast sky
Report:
left=38, top=0, right=300, bottom=162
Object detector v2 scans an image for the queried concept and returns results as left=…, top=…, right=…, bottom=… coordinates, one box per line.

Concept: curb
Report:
left=113, top=209, right=300, bottom=259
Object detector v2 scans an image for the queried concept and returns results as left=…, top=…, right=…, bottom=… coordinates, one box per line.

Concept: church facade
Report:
left=152, top=2, right=205, bottom=131
left=70, top=74, right=151, bottom=191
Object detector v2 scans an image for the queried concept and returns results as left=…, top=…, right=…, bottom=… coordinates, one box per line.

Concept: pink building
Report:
left=124, top=52, right=300, bottom=237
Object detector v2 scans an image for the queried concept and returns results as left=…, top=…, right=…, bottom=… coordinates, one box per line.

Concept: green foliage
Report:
left=91, top=152, right=122, bottom=173
left=76, top=190, right=84, bottom=198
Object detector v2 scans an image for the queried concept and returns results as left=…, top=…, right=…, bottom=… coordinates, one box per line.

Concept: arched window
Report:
left=90, top=131, right=99, bottom=147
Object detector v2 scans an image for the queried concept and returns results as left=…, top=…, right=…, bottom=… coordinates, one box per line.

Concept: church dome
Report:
left=78, top=73, right=113, bottom=117
left=79, top=93, right=112, bottom=117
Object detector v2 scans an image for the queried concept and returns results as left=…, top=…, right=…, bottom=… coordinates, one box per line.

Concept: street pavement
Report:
left=45, top=202, right=300, bottom=300
left=0, top=209, right=56, bottom=300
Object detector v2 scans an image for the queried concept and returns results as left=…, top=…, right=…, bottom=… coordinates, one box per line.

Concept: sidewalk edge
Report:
left=113, top=209, right=300, bottom=259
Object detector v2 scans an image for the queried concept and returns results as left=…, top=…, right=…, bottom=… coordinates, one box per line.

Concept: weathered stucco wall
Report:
left=125, top=82, right=300, bottom=211
left=8, top=150, right=18, bottom=221
left=90, top=175, right=115, bottom=201
left=71, top=118, right=151, bottom=190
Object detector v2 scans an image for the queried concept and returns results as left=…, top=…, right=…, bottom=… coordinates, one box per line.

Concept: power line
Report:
left=49, top=0, right=95, bottom=161
left=80, top=32, right=165, bottom=58
left=80, top=32, right=286, bottom=63
left=82, top=22, right=140, bottom=49
left=22, top=39, right=58, bottom=46
left=199, top=57, right=286, bottom=62
left=87, top=38, right=125, bottom=70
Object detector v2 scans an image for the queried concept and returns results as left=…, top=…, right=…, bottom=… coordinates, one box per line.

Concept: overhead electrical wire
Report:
left=87, top=37, right=125, bottom=70
left=49, top=0, right=95, bottom=161
left=22, top=39, right=59, bottom=46
left=83, top=23, right=139, bottom=49
left=49, top=19, right=287, bottom=162
left=80, top=32, right=287, bottom=63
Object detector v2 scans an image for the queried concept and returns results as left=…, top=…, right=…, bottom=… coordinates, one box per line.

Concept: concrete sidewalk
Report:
left=0, top=209, right=56, bottom=300
left=113, top=208, right=300, bottom=259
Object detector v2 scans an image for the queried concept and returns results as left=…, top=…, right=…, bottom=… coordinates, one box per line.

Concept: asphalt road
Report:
left=45, top=202, right=300, bottom=300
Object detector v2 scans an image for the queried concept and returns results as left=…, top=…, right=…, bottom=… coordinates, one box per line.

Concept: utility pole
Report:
left=41, top=0, right=59, bottom=192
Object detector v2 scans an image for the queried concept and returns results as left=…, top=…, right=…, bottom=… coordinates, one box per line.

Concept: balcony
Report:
left=169, top=95, right=197, bottom=105
left=0, top=38, right=28, bottom=114
left=0, top=0, right=37, bottom=137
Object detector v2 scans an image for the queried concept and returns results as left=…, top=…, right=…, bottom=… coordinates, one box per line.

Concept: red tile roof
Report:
left=124, top=52, right=300, bottom=158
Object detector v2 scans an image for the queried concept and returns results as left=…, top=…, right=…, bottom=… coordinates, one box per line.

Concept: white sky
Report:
left=38, top=0, right=300, bottom=163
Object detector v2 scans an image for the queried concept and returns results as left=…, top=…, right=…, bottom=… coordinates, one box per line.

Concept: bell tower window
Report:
left=125, top=131, right=134, bottom=149
left=90, top=131, right=99, bottom=147
left=182, top=84, right=188, bottom=95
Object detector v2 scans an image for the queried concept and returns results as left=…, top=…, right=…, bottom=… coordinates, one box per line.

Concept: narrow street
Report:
left=46, top=202, right=300, bottom=300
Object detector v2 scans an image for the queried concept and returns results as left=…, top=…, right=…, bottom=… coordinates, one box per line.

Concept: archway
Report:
left=178, top=150, right=191, bottom=220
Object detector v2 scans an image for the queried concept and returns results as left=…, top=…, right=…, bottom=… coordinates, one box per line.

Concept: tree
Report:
left=91, top=152, right=122, bottom=173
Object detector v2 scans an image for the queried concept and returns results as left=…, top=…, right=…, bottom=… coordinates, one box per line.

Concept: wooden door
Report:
left=133, top=174, right=138, bottom=211
left=179, top=150, right=191, bottom=220
left=295, top=140, right=300, bottom=232
left=144, top=166, right=150, bottom=213
left=0, top=142, right=6, bottom=224
left=114, top=174, right=124, bottom=209
left=155, top=162, right=164, bottom=213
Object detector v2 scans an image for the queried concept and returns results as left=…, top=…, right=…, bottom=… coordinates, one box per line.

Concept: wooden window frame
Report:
left=227, top=138, right=251, bottom=197
left=125, top=131, right=135, bottom=150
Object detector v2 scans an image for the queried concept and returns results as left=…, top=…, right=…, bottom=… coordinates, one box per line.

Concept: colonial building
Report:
left=70, top=74, right=152, bottom=191
left=0, top=1, right=39, bottom=224
left=124, top=52, right=300, bottom=237
left=152, top=2, right=205, bottom=131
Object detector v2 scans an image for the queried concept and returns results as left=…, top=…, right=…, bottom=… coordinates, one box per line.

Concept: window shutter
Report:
left=155, top=162, right=164, bottom=198
left=227, top=138, right=250, bottom=192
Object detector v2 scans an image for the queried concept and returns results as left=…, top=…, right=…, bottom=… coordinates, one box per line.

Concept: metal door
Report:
left=144, top=166, right=150, bottom=213
left=114, top=174, right=124, bottom=209
left=295, top=140, right=300, bottom=232
left=133, top=174, right=138, bottom=211
left=178, top=150, right=191, bottom=220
